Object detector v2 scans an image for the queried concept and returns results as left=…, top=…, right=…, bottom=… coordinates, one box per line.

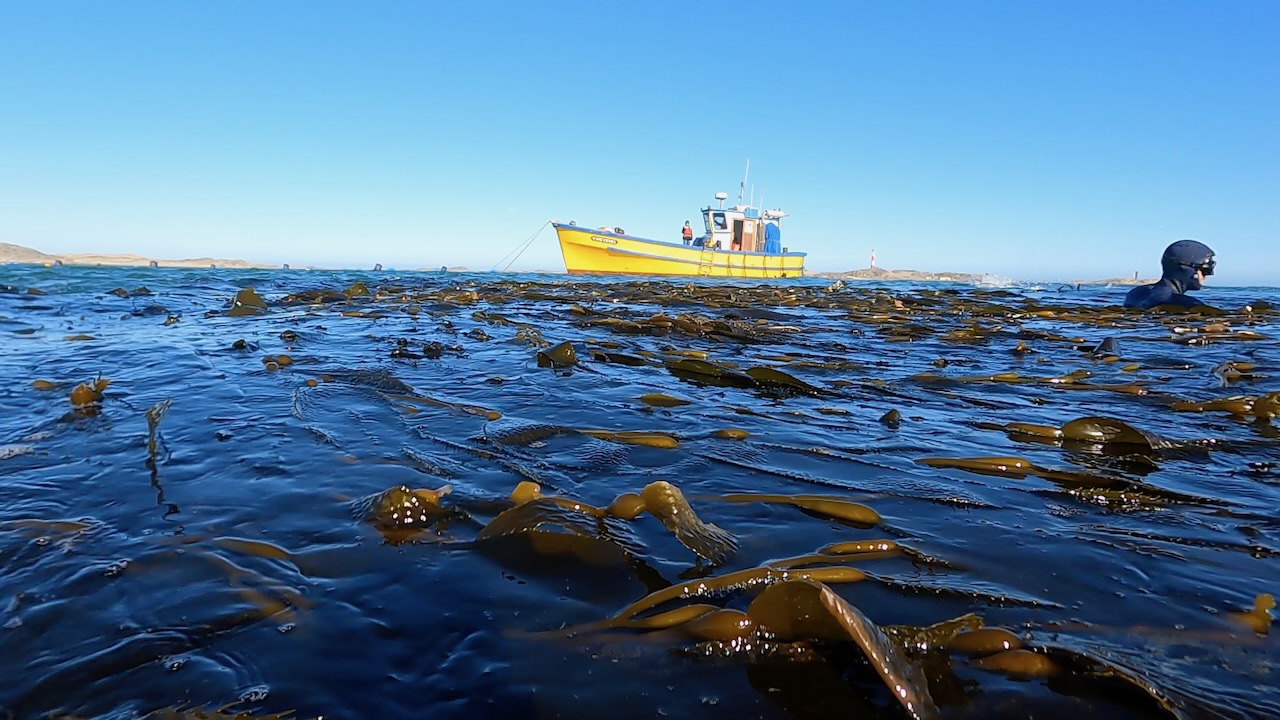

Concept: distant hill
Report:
left=812, top=266, right=985, bottom=283
left=0, top=242, right=55, bottom=264
left=0, top=242, right=272, bottom=269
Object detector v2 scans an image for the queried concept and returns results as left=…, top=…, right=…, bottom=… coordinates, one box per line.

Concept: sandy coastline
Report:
left=0, top=242, right=276, bottom=270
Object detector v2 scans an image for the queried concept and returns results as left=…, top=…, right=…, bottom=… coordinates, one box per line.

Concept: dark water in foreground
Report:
left=1, top=267, right=1277, bottom=720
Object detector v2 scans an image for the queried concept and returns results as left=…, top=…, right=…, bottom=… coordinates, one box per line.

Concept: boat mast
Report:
left=737, top=159, right=750, bottom=207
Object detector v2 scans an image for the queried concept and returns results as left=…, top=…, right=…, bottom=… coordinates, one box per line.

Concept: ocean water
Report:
left=1, top=266, right=1277, bottom=720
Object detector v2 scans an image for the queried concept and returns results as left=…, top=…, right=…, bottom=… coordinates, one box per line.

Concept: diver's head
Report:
left=1160, top=239, right=1215, bottom=291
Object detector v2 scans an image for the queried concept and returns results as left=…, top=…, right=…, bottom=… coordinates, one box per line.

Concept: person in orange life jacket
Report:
left=682, top=221, right=693, bottom=245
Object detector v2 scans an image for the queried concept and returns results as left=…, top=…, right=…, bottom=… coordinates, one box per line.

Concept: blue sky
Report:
left=1, top=2, right=1276, bottom=284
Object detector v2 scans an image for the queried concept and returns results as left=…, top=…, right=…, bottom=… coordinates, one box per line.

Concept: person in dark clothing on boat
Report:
left=682, top=221, right=693, bottom=245
left=1124, top=239, right=1217, bottom=310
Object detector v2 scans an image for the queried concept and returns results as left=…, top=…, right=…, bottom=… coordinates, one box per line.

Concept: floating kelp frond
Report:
left=970, top=648, right=1060, bottom=676
left=623, top=603, right=723, bottom=631
left=718, top=493, right=881, bottom=526
left=506, top=481, right=608, bottom=518
left=476, top=497, right=605, bottom=541
left=1014, top=644, right=1192, bottom=719
left=746, top=579, right=848, bottom=642
left=1227, top=592, right=1274, bottom=635
left=883, top=612, right=985, bottom=653
left=744, top=366, right=828, bottom=395
left=664, top=358, right=757, bottom=389
left=579, top=429, right=678, bottom=449
left=637, top=393, right=691, bottom=407
left=1, top=517, right=100, bottom=538
left=920, top=455, right=1221, bottom=506
left=640, top=481, right=737, bottom=564
left=535, top=340, right=578, bottom=368
left=226, top=287, right=268, bottom=316
left=354, top=484, right=454, bottom=531
left=510, top=480, right=543, bottom=506
left=916, top=456, right=1035, bottom=478
left=605, top=492, right=646, bottom=520
left=1002, top=422, right=1063, bottom=439
left=615, top=565, right=867, bottom=622
left=1170, top=395, right=1256, bottom=415
left=146, top=397, right=172, bottom=463
left=1061, top=416, right=1166, bottom=449
left=817, top=584, right=940, bottom=720
left=683, top=608, right=757, bottom=641
left=324, top=368, right=415, bottom=394
left=386, top=392, right=501, bottom=421
left=589, top=350, right=651, bottom=366
left=1253, top=391, right=1280, bottom=421
left=1212, top=360, right=1262, bottom=386
left=943, top=626, right=1024, bottom=655
left=480, top=419, right=570, bottom=446
left=69, top=376, right=110, bottom=409
left=213, top=537, right=297, bottom=563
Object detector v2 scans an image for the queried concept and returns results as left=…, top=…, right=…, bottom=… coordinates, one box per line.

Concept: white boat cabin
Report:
left=695, top=192, right=788, bottom=254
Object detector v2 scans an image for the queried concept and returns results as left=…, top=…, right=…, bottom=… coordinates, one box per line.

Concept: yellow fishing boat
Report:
left=553, top=191, right=805, bottom=278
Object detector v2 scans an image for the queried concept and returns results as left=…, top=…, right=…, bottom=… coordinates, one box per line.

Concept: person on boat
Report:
left=1123, top=239, right=1217, bottom=310
left=763, top=222, right=782, bottom=253
left=682, top=221, right=693, bottom=245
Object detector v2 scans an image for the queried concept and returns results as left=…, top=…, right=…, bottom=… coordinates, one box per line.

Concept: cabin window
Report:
left=712, top=212, right=727, bottom=230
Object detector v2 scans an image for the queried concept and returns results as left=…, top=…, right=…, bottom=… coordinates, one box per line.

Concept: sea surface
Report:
left=1, top=266, right=1277, bottom=720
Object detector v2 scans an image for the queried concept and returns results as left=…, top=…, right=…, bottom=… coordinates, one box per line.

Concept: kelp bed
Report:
left=1, top=269, right=1277, bottom=719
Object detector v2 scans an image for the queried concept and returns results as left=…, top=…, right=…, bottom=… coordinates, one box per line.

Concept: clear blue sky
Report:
left=2, top=2, right=1276, bottom=284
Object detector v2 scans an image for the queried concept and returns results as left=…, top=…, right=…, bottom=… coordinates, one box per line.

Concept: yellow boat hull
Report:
left=554, top=224, right=805, bottom=279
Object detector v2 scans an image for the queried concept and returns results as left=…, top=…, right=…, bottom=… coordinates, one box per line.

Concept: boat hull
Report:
left=553, top=223, right=805, bottom=278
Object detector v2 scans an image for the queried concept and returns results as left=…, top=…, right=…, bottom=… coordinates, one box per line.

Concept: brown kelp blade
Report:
left=664, top=358, right=757, bottom=389
left=579, top=429, right=679, bottom=449
left=477, top=498, right=603, bottom=541
left=145, top=397, right=172, bottom=462
left=536, top=340, right=578, bottom=368
left=640, top=481, right=737, bottom=564
left=744, top=366, right=828, bottom=395
left=818, top=584, right=940, bottom=720
left=720, top=493, right=882, bottom=526
left=616, top=565, right=868, bottom=622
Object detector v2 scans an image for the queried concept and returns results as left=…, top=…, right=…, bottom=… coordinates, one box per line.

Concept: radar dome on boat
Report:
left=714, top=192, right=728, bottom=201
